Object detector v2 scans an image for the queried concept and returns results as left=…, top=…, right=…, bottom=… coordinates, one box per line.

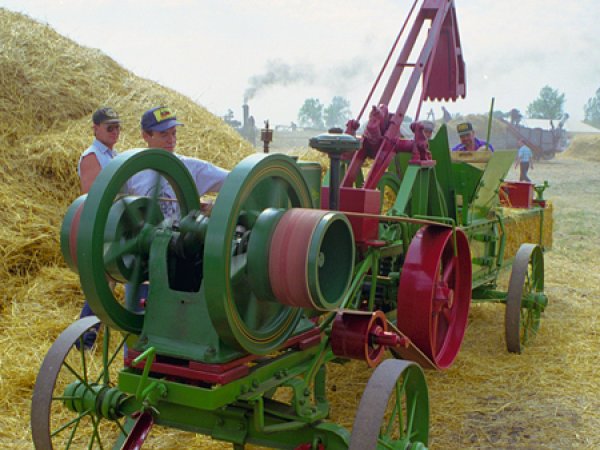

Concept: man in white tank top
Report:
left=76, top=107, right=121, bottom=348
left=78, top=107, right=121, bottom=193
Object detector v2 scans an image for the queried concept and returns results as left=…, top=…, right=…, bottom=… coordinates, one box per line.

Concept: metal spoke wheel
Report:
left=31, top=317, right=132, bottom=449
left=204, top=153, right=314, bottom=354
left=396, top=226, right=472, bottom=369
left=349, top=359, right=429, bottom=450
left=505, top=243, right=546, bottom=353
left=74, top=148, right=201, bottom=333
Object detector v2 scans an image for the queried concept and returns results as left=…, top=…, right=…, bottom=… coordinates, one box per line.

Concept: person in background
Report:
left=420, top=120, right=435, bottom=139
left=452, top=122, right=494, bottom=152
left=514, top=138, right=534, bottom=182
left=77, top=107, right=121, bottom=349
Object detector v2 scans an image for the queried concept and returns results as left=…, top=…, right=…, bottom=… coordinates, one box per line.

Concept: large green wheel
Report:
left=349, top=359, right=429, bottom=450
left=204, top=153, right=313, bottom=354
left=505, top=243, right=546, bottom=353
left=77, top=149, right=201, bottom=334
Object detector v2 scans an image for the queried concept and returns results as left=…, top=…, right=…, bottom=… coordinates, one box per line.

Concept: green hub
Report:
left=306, top=212, right=355, bottom=310
left=76, top=149, right=201, bottom=333
left=63, top=382, right=125, bottom=421
left=204, top=153, right=313, bottom=354
left=103, top=195, right=162, bottom=283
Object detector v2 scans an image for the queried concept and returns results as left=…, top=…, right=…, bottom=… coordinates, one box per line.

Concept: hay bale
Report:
left=500, top=202, right=554, bottom=260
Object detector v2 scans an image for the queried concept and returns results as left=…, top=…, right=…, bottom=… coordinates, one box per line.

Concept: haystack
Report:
left=560, top=133, right=600, bottom=162
left=0, top=7, right=255, bottom=298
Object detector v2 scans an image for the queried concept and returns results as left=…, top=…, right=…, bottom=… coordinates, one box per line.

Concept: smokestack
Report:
left=243, top=103, right=249, bottom=129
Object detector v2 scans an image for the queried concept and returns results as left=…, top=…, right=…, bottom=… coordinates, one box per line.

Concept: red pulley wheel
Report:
left=268, top=208, right=354, bottom=311
left=396, top=225, right=471, bottom=369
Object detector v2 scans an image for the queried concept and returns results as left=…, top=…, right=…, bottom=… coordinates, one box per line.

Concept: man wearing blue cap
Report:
left=121, top=106, right=230, bottom=319
left=128, top=106, right=229, bottom=220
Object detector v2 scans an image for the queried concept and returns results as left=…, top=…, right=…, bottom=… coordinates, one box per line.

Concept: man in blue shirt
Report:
left=514, top=139, right=534, bottom=182
left=452, top=122, right=494, bottom=152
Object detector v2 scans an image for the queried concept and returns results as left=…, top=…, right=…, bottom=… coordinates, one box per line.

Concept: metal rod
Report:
left=485, top=97, right=495, bottom=151
left=329, top=155, right=341, bottom=210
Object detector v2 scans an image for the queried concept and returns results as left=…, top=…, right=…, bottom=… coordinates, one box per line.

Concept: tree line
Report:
left=296, top=86, right=600, bottom=130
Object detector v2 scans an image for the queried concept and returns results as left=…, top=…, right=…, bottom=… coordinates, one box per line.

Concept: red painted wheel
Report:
left=396, top=226, right=472, bottom=369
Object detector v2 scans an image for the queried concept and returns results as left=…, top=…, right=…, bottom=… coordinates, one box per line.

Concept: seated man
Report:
left=452, top=122, right=494, bottom=152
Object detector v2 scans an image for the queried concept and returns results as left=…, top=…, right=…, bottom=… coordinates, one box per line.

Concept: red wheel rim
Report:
left=396, top=226, right=471, bottom=369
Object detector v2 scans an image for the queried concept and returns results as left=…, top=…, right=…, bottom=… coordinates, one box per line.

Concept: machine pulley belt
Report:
left=386, top=320, right=437, bottom=370
left=342, top=210, right=453, bottom=228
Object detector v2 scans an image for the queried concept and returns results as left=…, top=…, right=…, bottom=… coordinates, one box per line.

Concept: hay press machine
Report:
left=32, top=0, right=550, bottom=448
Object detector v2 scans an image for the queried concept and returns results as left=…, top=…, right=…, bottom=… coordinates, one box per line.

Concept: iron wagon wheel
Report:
left=31, top=317, right=133, bottom=449
left=76, top=148, right=201, bottom=334
left=396, top=225, right=472, bottom=369
left=505, top=243, right=546, bottom=353
left=204, top=153, right=314, bottom=355
left=349, top=359, right=429, bottom=450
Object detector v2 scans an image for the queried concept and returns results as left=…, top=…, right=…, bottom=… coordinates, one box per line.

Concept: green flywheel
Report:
left=204, top=153, right=313, bottom=354
left=76, top=149, right=201, bottom=333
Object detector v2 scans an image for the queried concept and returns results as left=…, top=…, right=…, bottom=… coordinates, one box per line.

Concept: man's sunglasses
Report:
left=105, top=124, right=121, bottom=132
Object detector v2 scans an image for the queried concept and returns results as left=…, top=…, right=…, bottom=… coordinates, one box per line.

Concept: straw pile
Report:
left=2, top=7, right=599, bottom=450
left=0, top=8, right=254, bottom=296
left=560, top=133, right=600, bottom=162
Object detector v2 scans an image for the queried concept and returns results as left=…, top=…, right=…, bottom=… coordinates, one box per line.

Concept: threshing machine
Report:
left=32, top=1, right=551, bottom=448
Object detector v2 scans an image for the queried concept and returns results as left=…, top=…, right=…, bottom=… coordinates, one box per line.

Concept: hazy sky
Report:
left=2, top=0, right=599, bottom=126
